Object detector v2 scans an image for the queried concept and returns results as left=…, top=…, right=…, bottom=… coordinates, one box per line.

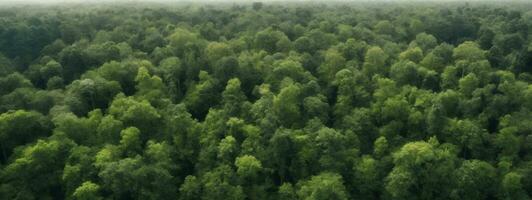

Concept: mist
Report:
left=2, top=0, right=530, bottom=4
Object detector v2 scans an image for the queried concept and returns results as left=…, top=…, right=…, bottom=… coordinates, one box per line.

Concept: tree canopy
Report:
left=1, top=1, right=532, bottom=200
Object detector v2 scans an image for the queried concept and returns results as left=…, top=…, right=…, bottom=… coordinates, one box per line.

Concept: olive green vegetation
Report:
left=1, top=1, right=532, bottom=200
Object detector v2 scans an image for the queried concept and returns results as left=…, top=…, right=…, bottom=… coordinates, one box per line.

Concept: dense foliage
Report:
left=1, top=1, right=532, bottom=199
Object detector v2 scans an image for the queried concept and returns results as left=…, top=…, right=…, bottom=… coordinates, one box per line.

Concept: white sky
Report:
left=0, top=0, right=524, bottom=2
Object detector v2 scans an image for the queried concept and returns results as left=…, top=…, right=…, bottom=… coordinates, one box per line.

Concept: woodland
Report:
left=1, top=1, right=532, bottom=200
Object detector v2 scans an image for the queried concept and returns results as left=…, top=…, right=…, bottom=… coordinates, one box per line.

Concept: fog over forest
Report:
left=2, top=0, right=531, bottom=5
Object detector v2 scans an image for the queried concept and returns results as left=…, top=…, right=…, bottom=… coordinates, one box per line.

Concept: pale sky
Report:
left=0, top=0, right=523, bottom=2
left=0, top=0, right=528, bottom=5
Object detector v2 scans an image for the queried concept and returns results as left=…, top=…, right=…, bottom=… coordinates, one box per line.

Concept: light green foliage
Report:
left=62, top=146, right=96, bottom=197
left=206, top=42, right=233, bottom=65
left=374, top=136, right=389, bottom=157
left=318, top=48, right=346, bottom=83
left=315, top=127, right=348, bottom=171
left=392, top=141, right=437, bottom=167
left=109, top=94, right=160, bottom=132
left=268, top=59, right=315, bottom=88
left=420, top=43, right=454, bottom=72
left=458, top=73, right=480, bottom=95
left=0, top=110, right=50, bottom=159
left=167, top=28, right=204, bottom=56
left=135, top=66, right=166, bottom=105
left=2, top=138, right=73, bottom=199
left=235, top=155, right=262, bottom=180
left=119, top=127, right=142, bottom=156
left=453, top=41, right=486, bottom=62
left=72, top=181, right=102, bottom=200
left=363, top=46, right=389, bottom=76
left=443, top=119, right=488, bottom=158
left=53, top=110, right=101, bottom=145
left=200, top=165, right=245, bottom=200
left=297, top=172, right=349, bottom=200
left=273, top=82, right=302, bottom=127
left=179, top=176, right=201, bottom=200
left=218, top=135, right=238, bottom=162
left=0, top=3, right=531, bottom=200
left=399, top=47, right=424, bottom=63
left=500, top=172, right=529, bottom=199
left=278, top=183, right=297, bottom=200
left=386, top=140, right=456, bottom=200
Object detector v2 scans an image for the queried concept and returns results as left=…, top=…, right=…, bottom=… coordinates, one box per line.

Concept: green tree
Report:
left=158, top=57, right=184, bottom=101
left=352, top=156, right=380, bottom=199
left=255, top=28, right=290, bottom=53
left=278, top=183, right=297, bottom=200
left=205, top=42, right=233, bottom=66
left=1, top=137, right=74, bottom=199
left=109, top=94, right=161, bottom=136
left=318, top=48, right=346, bottom=84
left=167, top=28, right=204, bottom=57
left=389, top=60, right=422, bottom=86
left=273, top=82, right=302, bottom=128
left=297, top=172, right=349, bottom=200
left=179, top=176, right=202, bottom=200
left=452, top=160, right=496, bottom=200
left=222, top=78, right=248, bottom=117
left=374, top=20, right=395, bottom=36
left=333, top=69, right=370, bottom=118
left=0, top=72, right=33, bottom=96
left=0, top=110, right=51, bottom=161
left=200, top=165, right=245, bottom=200
left=235, top=155, right=263, bottom=181
left=183, top=71, right=221, bottom=119
left=500, top=172, right=529, bottom=200
left=72, top=181, right=103, bottom=200
left=362, top=46, right=388, bottom=77
left=410, top=33, right=438, bottom=52
left=453, top=41, right=485, bottom=63
left=135, top=66, right=167, bottom=105
left=385, top=140, right=457, bottom=200
left=119, top=127, right=142, bottom=156
left=399, top=47, right=423, bottom=63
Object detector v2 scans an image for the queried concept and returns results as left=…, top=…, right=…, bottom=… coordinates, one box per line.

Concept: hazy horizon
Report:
left=2, top=0, right=531, bottom=4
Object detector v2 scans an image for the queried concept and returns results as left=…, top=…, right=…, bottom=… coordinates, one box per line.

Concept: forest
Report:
left=0, top=1, right=532, bottom=199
